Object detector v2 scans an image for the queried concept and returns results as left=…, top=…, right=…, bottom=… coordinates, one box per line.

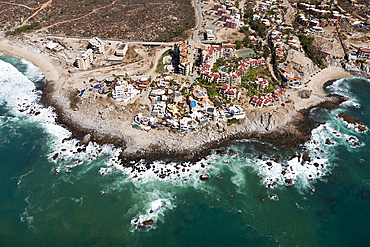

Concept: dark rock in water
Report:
left=52, top=153, right=59, bottom=160
left=272, top=155, right=281, bottom=163
left=138, top=219, right=154, bottom=228
left=309, top=188, right=315, bottom=195
left=314, top=163, right=319, bottom=167
left=54, top=169, right=60, bottom=175
left=285, top=179, right=293, bottom=186
left=229, top=194, right=234, bottom=200
left=228, top=149, right=236, bottom=156
left=347, top=136, right=356, bottom=142
left=200, top=173, right=209, bottom=181
left=302, top=153, right=310, bottom=162
left=266, top=161, right=272, bottom=166
left=338, top=113, right=367, bottom=132
left=354, top=142, right=360, bottom=147
left=216, top=174, right=223, bottom=180
left=325, top=139, right=333, bottom=145
left=258, top=195, right=265, bottom=202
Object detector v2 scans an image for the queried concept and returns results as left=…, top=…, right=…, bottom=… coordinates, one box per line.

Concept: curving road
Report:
left=282, top=0, right=295, bottom=25
left=192, top=0, right=203, bottom=44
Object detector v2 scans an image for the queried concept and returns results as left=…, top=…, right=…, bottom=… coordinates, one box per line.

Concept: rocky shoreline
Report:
left=40, top=79, right=348, bottom=165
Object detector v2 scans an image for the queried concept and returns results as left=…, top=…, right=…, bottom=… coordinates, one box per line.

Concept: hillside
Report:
left=0, top=0, right=195, bottom=41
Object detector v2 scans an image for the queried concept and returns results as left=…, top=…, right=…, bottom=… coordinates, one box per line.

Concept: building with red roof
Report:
left=358, top=47, right=370, bottom=59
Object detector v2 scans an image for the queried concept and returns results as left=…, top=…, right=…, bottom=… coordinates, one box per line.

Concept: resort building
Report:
left=88, top=37, right=105, bottom=54
left=112, top=81, right=140, bottom=102
left=75, top=49, right=93, bottom=70
left=173, top=40, right=195, bottom=76
left=358, top=47, right=370, bottom=59
left=219, top=84, right=240, bottom=101
left=115, top=42, right=128, bottom=57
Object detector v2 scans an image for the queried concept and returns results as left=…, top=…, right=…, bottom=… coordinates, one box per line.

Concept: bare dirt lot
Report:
left=1, top=0, right=196, bottom=41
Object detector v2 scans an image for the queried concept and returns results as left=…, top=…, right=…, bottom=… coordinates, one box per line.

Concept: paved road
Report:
left=240, top=0, right=246, bottom=17
left=282, top=0, right=295, bottom=25
left=192, top=0, right=203, bottom=44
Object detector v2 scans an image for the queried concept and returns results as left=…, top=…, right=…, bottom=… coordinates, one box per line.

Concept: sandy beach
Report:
left=290, top=66, right=353, bottom=111
left=0, top=38, right=60, bottom=82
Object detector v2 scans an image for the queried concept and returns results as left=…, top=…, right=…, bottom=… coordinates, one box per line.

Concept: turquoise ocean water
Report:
left=0, top=55, right=370, bottom=246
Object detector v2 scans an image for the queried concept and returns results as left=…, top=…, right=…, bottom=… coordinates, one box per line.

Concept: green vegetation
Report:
left=235, top=40, right=242, bottom=50
left=227, top=118, right=241, bottom=126
left=10, top=22, right=39, bottom=35
left=211, top=58, right=227, bottom=73
left=263, top=45, right=271, bottom=58
left=241, top=66, right=270, bottom=83
left=249, top=21, right=267, bottom=38
left=69, top=90, right=80, bottom=109
left=206, top=86, right=218, bottom=102
left=156, top=49, right=172, bottom=73
left=85, top=0, right=100, bottom=6
left=298, top=34, right=324, bottom=67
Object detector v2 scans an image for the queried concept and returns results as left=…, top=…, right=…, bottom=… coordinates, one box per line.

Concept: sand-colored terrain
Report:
left=289, top=66, right=353, bottom=111
left=0, top=38, right=60, bottom=82
left=0, top=37, right=355, bottom=157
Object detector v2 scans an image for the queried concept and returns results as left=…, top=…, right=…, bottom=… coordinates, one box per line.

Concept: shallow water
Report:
left=0, top=55, right=370, bottom=246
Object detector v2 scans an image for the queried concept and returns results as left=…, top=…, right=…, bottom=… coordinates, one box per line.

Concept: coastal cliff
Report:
left=43, top=80, right=342, bottom=162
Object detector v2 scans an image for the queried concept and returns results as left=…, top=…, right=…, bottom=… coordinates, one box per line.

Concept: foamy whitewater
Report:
left=1, top=56, right=370, bottom=246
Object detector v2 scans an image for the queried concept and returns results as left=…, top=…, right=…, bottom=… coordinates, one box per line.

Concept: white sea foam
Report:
left=20, top=58, right=45, bottom=83
left=130, top=195, right=175, bottom=232
left=326, top=78, right=361, bottom=108
left=0, top=59, right=38, bottom=112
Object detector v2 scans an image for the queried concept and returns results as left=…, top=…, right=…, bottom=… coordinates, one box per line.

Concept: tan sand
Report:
left=290, top=66, right=353, bottom=111
left=0, top=39, right=60, bottom=82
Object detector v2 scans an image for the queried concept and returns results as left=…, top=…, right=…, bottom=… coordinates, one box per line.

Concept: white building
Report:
left=152, top=102, right=167, bottom=118
left=228, top=105, right=245, bottom=119
left=112, top=82, right=140, bottom=102
left=115, top=42, right=128, bottom=57
left=75, top=49, right=93, bottom=70
left=88, top=37, right=105, bottom=54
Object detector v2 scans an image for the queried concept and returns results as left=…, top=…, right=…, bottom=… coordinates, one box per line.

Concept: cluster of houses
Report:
left=288, top=38, right=304, bottom=53
left=213, top=3, right=245, bottom=30
left=296, top=3, right=341, bottom=33
left=254, top=0, right=277, bottom=13
left=237, top=58, right=266, bottom=72
left=281, top=68, right=301, bottom=88
left=197, top=43, right=243, bottom=85
left=219, top=84, right=240, bottom=101
left=250, top=89, right=286, bottom=107
left=112, top=80, right=140, bottom=102
left=252, top=77, right=269, bottom=90
left=349, top=47, right=370, bottom=60
left=253, top=0, right=283, bottom=26
left=270, top=30, right=287, bottom=59
left=132, top=82, right=246, bottom=132
left=357, top=47, right=370, bottom=59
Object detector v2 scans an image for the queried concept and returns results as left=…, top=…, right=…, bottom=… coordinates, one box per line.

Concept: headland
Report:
left=0, top=36, right=353, bottom=162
